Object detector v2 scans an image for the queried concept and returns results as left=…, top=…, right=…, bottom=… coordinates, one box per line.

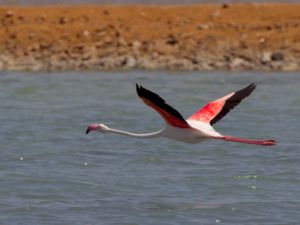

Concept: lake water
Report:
left=0, top=71, right=299, bottom=225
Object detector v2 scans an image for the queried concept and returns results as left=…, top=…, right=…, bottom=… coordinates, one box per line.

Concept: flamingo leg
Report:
left=223, top=135, right=276, bottom=146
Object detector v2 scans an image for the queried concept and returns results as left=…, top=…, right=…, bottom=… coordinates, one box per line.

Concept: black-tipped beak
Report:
left=86, top=128, right=90, bottom=134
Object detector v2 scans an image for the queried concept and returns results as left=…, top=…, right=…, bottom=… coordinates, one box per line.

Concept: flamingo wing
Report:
left=187, top=83, right=256, bottom=125
left=136, top=84, right=190, bottom=128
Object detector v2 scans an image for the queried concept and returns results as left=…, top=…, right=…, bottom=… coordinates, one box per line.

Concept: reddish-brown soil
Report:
left=0, top=4, right=300, bottom=71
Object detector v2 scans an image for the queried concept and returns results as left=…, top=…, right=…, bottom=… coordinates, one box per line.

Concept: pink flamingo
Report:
left=86, top=83, right=276, bottom=146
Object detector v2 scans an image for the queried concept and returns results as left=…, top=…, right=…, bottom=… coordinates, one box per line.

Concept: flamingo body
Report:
left=159, top=125, right=208, bottom=144
left=86, top=83, right=276, bottom=146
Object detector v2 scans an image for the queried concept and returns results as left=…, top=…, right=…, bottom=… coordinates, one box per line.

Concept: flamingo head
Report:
left=86, top=123, right=109, bottom=134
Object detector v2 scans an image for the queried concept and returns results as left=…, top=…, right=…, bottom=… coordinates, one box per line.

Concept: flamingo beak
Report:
left=86, top=124, right=97, bottom=134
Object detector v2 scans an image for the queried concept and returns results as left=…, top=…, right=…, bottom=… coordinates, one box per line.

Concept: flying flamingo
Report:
left=86, top=83, right=276, bottom=146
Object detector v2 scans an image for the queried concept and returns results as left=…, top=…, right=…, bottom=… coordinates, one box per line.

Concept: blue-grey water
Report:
left=0, top=71, right=299, bottom=225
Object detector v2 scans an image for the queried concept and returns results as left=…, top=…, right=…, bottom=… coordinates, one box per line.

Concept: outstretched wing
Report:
left=136, top=84, right=190, bottom=128
left=187, top=83, right=256, bottom=125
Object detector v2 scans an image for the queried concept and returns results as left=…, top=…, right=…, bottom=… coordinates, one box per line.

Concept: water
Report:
left=0, top=71, right=299, bottom=225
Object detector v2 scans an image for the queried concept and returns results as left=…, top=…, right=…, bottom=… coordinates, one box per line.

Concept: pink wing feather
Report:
left=188, top=83, right=256, bottom=125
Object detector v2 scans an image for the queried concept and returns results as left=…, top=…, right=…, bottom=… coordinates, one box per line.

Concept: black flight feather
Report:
left=210, top=83, right=257, bottom=125
left=136, top=84, right=189, bottom=125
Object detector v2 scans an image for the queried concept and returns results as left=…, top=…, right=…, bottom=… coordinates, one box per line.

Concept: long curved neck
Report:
left=106, top=127, right=163, bottom=138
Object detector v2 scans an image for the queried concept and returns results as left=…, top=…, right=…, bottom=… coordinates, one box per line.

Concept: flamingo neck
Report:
left=106, top=127, right=162, bottom=138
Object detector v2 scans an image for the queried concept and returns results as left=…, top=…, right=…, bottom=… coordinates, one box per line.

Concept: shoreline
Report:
left=0, top=4, right=300, bottom=71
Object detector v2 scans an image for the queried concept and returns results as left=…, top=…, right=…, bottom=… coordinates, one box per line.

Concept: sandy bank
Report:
left=0, top=4, right=300, bottom=71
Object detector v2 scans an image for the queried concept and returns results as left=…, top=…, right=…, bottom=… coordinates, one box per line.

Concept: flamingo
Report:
left=86, top=83, right=276, bottom=146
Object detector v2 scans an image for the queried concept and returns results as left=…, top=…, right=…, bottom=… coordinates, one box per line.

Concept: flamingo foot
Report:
left=261, top=139, right=276, bottom=146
